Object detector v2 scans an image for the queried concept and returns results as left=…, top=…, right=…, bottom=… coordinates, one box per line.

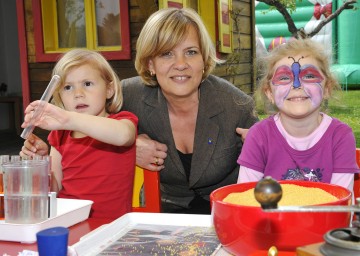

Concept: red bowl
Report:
left=210, top=181, right=351, bottom=255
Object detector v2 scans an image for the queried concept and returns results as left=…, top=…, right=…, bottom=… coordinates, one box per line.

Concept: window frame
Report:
left=158, top=0, right=233, bottom=54
left=217, top=0, right=232, bottom=53
left=32, top=0, right=131, bottom=62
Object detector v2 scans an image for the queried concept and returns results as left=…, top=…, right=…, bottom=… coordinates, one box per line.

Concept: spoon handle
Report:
left=264, top=205, right=360, bottom=213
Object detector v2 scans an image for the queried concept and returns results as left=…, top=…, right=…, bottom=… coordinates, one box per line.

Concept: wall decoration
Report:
left=158, top=0, right=188, bottom=9
left=217, top=0, right=232, bottom=53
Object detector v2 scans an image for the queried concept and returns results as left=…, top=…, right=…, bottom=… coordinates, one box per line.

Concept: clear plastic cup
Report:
left=2, top=159, right=49, bottom=223
left=0, top=155, right=10, bottom=219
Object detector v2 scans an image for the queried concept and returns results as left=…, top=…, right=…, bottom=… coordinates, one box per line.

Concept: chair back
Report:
left=354, top=148, right=360, bottom=200
left=132, top=166, right=161, bottom=212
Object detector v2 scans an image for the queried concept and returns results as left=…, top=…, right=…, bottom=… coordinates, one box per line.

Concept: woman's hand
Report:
left=236, top=128, right=249, bottom=142
left=20, top=133, right=49, bottom=158
left=136, top=134, right=168, bottom=171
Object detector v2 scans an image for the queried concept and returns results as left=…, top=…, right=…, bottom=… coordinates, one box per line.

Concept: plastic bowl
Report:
left=210, top=181, right=352, bottom=255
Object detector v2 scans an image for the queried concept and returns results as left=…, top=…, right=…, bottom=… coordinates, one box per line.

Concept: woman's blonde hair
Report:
left=256, top=39, right=340, bottom=112
left=51, top=49, right=122, bottom=113
left=135, top=8, right=223, bottom=86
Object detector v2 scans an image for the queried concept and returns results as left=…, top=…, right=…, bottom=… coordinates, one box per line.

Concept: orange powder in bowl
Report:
left=223, top=184, right=338, bottom=206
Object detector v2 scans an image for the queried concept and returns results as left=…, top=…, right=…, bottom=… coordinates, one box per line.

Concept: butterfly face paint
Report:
left=290, top=56, right=303, bottom=88
left=271, top=56, right=324, bottom=108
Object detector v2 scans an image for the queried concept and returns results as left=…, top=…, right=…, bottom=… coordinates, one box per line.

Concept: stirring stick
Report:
left=20, top=75, right=61, bottom=139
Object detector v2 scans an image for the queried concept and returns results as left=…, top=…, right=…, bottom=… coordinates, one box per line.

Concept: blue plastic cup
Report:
left=36, top=227, right=69, bottom=256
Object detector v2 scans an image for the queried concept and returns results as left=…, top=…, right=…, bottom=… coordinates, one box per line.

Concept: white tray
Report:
left=0, top=198, right=93, bottom=243
left=71, top=212, right=230, bottom=256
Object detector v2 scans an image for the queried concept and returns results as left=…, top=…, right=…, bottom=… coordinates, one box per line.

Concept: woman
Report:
left=121, top=8, right=257, bottom=213
left=21, top=8, right=257, bottom=214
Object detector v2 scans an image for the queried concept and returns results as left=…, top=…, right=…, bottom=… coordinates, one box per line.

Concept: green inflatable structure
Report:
left=332, top=0, right=360, bottom=89
left=255, top=0, right=360, bottom=89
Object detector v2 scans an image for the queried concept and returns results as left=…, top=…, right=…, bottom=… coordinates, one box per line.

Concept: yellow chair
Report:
left=132, top=166, right=161, bottom=212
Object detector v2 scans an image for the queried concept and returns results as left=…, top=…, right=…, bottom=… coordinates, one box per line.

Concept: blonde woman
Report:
left=121, top=8, right=257, bottom=213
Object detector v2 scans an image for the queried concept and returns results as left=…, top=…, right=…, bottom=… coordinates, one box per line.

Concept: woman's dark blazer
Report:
left=121, top=75, right=258, bottom=212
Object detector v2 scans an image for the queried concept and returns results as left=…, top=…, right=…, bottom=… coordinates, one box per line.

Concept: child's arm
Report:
left=19, top=133, right=50, bottom=158
left=67, top=112, right=136, bottom=146
left=237, top=166, right=264, bottom=183
left=50, top=146, right=63, bottom=192
left=22, top=101, right=136, bottom=147
left=330, top=173, right=354, bottom=192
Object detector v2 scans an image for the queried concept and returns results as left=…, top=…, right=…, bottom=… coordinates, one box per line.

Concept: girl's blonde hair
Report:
left=256, top=39, right=340, bottom=112
left=51, top=49, right=122, bottom=113
left=135, top=8, right=223, bottom=86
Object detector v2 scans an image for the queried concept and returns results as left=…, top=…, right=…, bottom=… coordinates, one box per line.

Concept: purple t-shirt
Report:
left=238, top=116, right=359, bottom=183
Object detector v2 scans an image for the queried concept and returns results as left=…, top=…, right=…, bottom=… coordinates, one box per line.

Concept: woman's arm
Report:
left=235, top=128, right=249, bottom=141
left=136, top=134, right=167, bottom=171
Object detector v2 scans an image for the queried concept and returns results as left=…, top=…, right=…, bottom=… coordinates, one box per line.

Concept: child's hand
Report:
left=20, top=133, right=49, bottom=158
left=22, top=100, right=68, bottom=131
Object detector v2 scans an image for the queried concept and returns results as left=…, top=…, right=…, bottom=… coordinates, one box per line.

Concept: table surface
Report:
left=0, top=217, right=326, bottom=256
left=0, top=218, right=111, bottom=256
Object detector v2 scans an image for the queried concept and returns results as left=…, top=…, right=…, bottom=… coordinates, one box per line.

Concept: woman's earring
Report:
left=200, top=68, right=206, bottom=83
left=150, top=70, right=154, bottom=76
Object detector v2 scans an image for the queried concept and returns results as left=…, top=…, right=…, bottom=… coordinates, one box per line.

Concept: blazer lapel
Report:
left=141, top=82, right=225, bottom=186
left=189, top=81, right=224, bottom=187
left=143, top=88, right=186, bottom=177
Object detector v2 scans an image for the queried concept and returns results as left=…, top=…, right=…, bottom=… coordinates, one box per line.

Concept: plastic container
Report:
left=0, top=198, right=93, bottom=243
left=2, top=159, right=49, bottom=224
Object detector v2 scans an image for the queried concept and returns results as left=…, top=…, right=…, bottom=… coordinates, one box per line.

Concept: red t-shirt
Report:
left=48, top=111, right=138, bottom=220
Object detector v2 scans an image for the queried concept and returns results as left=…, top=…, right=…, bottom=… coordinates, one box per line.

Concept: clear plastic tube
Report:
left=20, top=75, right=61, bottom=139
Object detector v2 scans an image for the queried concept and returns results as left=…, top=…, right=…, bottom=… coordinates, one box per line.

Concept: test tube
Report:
left=34, top=155, right=52, bottom=190
left=0, top=155, right=10, bottom=165
left=20, top=75, right=61, bottom=139
left=44, top=155, right=52, bottom=190
left=10, top=155, right=21, bottom=162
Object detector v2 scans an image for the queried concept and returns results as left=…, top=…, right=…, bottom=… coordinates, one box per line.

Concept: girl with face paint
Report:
left=237, top=39, right=359, bottom=195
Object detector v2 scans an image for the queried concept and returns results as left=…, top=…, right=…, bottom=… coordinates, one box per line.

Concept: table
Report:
left=0, top=214, right=326, bottom=256
left=296, top=243, right=324, bottom=256
left=0, top=218, right=111, bottom=256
